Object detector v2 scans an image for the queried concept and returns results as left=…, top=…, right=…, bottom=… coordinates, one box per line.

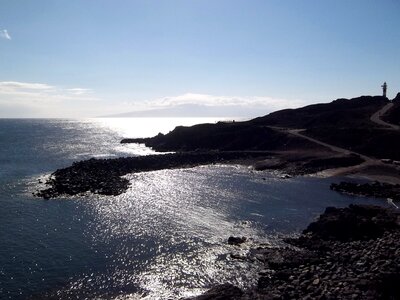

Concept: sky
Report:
left=0, top=0, right=399, bottom=118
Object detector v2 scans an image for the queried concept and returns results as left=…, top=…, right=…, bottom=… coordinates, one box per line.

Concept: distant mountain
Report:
left=100, top=104, right=269, bottom=118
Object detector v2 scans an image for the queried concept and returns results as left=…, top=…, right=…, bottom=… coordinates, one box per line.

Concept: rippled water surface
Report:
left=0, top=118, right=386, bottom=299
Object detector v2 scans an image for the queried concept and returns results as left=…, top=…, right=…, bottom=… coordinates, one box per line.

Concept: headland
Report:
left=37, top=93, right=400, bottom=199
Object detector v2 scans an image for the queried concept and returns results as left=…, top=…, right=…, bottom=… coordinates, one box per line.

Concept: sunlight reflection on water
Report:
left=1, top=119, right=387, bottom=299
left=50, top=163, right=386, bottom=299
left=57, top=165, right=273, bottom=299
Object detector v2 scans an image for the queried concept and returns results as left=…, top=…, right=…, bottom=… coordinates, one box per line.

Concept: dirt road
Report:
left=370, top=102, right=400, bottom=130
left=268, top=102, right=400, bottom=181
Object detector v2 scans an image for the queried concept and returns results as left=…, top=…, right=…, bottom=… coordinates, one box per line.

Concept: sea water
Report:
left=0, top=118, right=385, bottom=299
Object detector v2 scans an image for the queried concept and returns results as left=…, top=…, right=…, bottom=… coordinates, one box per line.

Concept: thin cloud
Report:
left=0, top=81, right=54, bottom=91
left=0, top=29, right=11, bottom=40
left=0, top=81, right=104, bottom=117
left=66, top=88, right=92, bottom=95
left=0, top=81, right=98, bottom=103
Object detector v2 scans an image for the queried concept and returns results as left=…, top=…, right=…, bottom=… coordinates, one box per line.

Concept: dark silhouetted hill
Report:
left=124, top=122, right=322, bottom=152
left=250, top=96, right=388, bottom=129
left=122, top=95, right=400, bottom=160
left=382, top=93, right=400, bottom=125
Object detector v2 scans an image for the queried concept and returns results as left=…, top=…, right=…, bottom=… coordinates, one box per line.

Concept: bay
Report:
left=0, top=118, right=384, bottom=299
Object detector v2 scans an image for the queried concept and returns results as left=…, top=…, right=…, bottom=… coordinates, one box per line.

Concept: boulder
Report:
left=228, top=236, right=247, bottom=245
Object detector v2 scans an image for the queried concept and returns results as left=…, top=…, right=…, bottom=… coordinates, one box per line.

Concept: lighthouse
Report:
left=382, top=82, right=387, bottom=97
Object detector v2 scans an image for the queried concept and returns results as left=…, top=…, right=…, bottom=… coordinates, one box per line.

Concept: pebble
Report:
left=312, top=278, right=320, bottom=285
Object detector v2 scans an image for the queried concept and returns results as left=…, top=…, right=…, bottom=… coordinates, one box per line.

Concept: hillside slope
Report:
left=382, top=93, right=400, bottom=125
left=250, top=96, right=387, bottom=129
left=123, top=95, right=400, bottom=160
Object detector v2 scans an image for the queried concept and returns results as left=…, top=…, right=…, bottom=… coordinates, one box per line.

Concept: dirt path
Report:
left=287, top=129, right=371, bottom=161
left=370, top=102, right=400, bottom=130
left=268, top=106, right=400, bottom=181
left=284, top=102, right=399, bottom=159
left=286, top=129, right=382, bottom=178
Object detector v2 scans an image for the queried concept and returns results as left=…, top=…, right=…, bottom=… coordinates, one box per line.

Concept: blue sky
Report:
left=0, top=0, right=399, bottom=117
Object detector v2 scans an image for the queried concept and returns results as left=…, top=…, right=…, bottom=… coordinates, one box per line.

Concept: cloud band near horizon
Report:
left=0, top=80, right=308, bottom=118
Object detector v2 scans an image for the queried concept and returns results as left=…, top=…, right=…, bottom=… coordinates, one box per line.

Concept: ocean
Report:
left=0, top=118, right=385, bottom=299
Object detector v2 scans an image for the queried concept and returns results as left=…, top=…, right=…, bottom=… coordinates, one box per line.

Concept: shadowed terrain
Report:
left=123, top=95, right=400, bottom=160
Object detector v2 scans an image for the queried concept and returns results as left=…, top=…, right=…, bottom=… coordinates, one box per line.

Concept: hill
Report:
left=123, top=121, right=322, bottom=152
left=250, top=96, right=387, bottom=129
left=123, top=95, right=400, bottom=160
left=382, top=93, right=400, bottom=125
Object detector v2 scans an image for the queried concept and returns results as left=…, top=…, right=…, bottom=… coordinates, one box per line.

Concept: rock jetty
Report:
left=192, top=205, right=400, bottom=299
left=36, top=151, right=270, bottom=199
left=36, top=150, right=367, bottom=200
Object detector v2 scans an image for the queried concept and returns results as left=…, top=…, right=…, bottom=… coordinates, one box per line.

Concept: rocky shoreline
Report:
left=192, top=205, right=400, bottom=299
left=331, top=181, right=400, bottom=201
left=36, top=151, right=272, bottom=199
left=36, top=150, right=367, bottom=199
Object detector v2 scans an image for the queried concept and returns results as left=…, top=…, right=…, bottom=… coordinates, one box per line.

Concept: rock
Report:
left=258, top=276, right=270, bottom=289
left=302, top=205, right=400, bottom=241
left=228, top=236, right=247, bottom=245
left=230, top=253, right=247, bottom=260
left=330, top=181, right=400, bottom=201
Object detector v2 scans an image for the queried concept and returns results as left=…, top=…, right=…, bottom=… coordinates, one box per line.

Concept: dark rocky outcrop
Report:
left=36, top=151, right=367, bottom=199
left=227, top=236, right=247, bottom=245
left=331, top=181, right=400, bottom=200
left=300, top=204, right=400, bottom=242
left=121, top=123, right=322, bottom=152
left=193, top=205, right=400, bottom=299
left=36, top=151, right=271, bottom=199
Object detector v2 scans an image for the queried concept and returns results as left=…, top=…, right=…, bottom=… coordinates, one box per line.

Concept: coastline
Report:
left=36, top=151, right=272, bottom=199
left=190, top=204, right=400, bottom=299
left=36, top=146, right=400, bottom=200
left=36, top=148, right=375, bottom=200
left=31, top=95, right=400, bottom=298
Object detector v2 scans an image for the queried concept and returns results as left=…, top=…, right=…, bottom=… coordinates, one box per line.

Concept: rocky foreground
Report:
left=192, top=205, right=400, bottom=299
left=331, top=181, right=400, bottom=200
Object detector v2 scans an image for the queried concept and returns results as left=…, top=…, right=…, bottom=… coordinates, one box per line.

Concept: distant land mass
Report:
left=101, top=103, right=270, bottom=118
